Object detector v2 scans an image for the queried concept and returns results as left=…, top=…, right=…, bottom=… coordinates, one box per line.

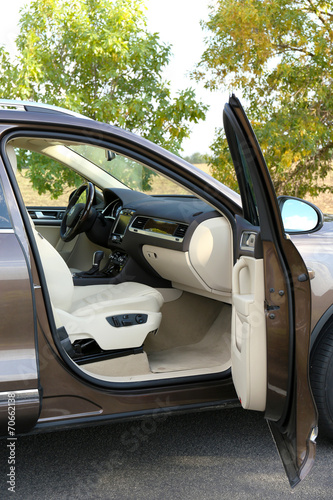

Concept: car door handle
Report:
left=34, top=211, right=57, bottom=219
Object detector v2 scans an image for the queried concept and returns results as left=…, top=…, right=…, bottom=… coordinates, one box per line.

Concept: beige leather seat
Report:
left=36, top=230, right=163, bottom=350
left=6, top=143, right=163, bottom=351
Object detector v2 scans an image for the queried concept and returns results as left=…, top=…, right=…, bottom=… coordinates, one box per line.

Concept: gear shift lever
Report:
left=92, top=251, right=104, bottom=271
left=73, top=251, right=105, bottom=278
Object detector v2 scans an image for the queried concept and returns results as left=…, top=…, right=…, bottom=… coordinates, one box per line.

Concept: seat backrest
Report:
left=6, top=143, right=74, bottom=311
left=34, top=230, right=74, bottom=311
left=6, top=144, right=17, bottom=174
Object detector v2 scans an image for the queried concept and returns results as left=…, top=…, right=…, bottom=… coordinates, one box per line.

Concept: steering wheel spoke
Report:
left=60, top=182, right=95, bottom=242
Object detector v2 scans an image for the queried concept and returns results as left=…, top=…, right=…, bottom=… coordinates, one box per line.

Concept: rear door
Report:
left=0, top=157, right=41, bottom=435
left=225, top=95, right=318, bottom=487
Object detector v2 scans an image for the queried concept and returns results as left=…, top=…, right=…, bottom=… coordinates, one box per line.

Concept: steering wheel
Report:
left=60, top=183, right=95, bottom=242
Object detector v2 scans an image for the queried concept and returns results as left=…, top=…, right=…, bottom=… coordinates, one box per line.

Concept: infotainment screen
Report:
left=113, top=210, right=133, bottom=236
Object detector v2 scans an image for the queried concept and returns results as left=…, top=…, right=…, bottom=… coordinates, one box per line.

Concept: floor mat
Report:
left=148, top=306, right=231, bottom=373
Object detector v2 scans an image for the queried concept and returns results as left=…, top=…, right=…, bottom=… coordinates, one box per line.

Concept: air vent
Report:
left=131, top=216, right=148, bottom=229
left=174, top=224, right=188, bottom=238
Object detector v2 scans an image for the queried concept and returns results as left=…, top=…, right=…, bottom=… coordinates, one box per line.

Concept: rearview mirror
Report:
left=278, top=196, right=324, bottom=233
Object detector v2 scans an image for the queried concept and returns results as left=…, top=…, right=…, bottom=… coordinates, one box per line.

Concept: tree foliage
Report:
left=16, top=150, right=83, bottom=198
left=183, top=152, right=207, bottom=164
left=0, top=0, right=207, bottom=197
left=196, top=0, right=333, bottom=198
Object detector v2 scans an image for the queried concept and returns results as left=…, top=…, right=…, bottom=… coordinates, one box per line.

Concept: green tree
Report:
left=0, top=0, right=207, bottom=197
left=183, top=152, right=207, bottom=164
left=195, top=0, right=333, bottom=198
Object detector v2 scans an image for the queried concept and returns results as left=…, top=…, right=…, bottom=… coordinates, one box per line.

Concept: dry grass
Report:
left=16, top=163, right=333, bottom=214
left=304, top=171, right=333, bottom=214
left=16, top=171, right=77, bottom=206
left=195, top=163, right=333, bottom=214
left=194, top=163, right=211, bottom=174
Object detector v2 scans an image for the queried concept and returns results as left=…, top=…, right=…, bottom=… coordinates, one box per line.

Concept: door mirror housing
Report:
left=278, top=196, right=324, bottom=233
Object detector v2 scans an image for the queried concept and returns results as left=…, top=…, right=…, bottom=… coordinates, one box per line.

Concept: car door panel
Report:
left=0, top=233, right=41, bottom=434
left=0, top=172, right=41, bottom=434
left=225, top=95, right=318, bottom=486
left=28, top=207, right=93, bottom=271
left=231, top=255, right=266, bottom=411
left=267, top=237, right=317, bottom=485
left=28, top=206, right=64, bottom=245
left=30, top=213, right=108, bottom=272
left=29, top=208, right=76, bottom=261
left=28, top=207, right=64, bottom=222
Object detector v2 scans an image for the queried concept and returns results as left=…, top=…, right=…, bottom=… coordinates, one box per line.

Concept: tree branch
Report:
left=274, top=43, right=315, bottom=58
left=305, top=0, right=328, bottom=25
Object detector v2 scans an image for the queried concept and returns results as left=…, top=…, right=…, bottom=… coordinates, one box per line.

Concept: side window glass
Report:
left=0, top=181, right=11, bottom=229
left=235, top=134, right=259, bottom=225
left=14, top=149, right=84, bottom=207
left=223, top=108, right=260, bottom=226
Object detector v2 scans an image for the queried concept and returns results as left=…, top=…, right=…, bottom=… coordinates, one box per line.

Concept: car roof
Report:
left=0, top=99, right=243, bottom=214
left=0, top=99, right=92, bottom=120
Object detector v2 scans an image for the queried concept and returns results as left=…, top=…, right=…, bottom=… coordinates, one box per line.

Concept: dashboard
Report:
left=86, top=187, right=233, bottom=302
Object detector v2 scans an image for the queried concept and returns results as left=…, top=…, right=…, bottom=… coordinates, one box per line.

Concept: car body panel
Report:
left=0, top=110, right=243, bottom=214
left=0, top=168, right=41, bottom=434
left=290, top=223, right=333, bottom=332
left=33, top=260, right=239, bottom=426
left=224, top=96, right=318, bottom=486
left=0, top=98, right=329, bottom=487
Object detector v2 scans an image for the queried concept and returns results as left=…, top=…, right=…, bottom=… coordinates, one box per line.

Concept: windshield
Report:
left=68, top=144, right=189, bottom=195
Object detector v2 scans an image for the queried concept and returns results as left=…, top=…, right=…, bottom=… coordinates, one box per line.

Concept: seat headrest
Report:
left=6, top=144, right=17, bottom=174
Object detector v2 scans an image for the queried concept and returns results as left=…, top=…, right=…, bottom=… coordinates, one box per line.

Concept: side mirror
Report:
left=278, top=196, right=324, bottom=234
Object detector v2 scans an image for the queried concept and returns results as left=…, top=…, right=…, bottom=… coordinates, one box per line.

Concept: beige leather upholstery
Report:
left=231, top=256, right=266, bottom=411
left=6, top=143, right=163, bottom=351
left=142, top=217, right=232, bottom=303
left=6, top=144, right=17, bottom=172
left=35, top=226, right=163, bottom=351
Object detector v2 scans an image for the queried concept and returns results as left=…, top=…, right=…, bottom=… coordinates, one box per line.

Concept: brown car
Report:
left=0, top=95, right=332, bottom=487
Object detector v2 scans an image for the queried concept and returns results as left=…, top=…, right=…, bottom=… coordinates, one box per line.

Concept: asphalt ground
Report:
left=1, top=407, right=332, bottom=499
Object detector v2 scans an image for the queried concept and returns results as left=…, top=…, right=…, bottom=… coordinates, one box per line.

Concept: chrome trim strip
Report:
left=129, top=226, right=185, bottom=242
left=0, top=228, right=14, bottom=233
left=35, top=211, right=56, bottom=220
left=0, top=389, right=39, bottom=406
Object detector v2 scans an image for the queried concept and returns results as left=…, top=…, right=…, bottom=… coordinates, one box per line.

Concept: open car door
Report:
left=224, top=95, right=318, bottom=487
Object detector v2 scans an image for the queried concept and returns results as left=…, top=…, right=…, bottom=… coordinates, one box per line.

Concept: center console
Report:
left=109, top=209, right=134, bottom=245
left=73, top=250, right=129, bottom=285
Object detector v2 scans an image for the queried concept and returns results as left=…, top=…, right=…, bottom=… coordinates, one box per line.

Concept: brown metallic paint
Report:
left=0, top=119, right=240, bottom=429
left=30, top=245, right=238, bottom=425
left=0, top=233, right=40, bottom=433
left=0, top=109, right=328, bottom=485
left=263, top=240, right=291, bottom=421
left=269, top=237, right=317, bottom=476
left=286, top=241, right=317, bottom=474
left=290, top=225, right=333, bottom=332
left=229, top=96, right=317, bottom=482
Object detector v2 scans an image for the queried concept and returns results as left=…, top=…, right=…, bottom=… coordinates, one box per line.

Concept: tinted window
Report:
left=0, top=182, right=11, bottom=229
left=223, top=107, right=260, bottom=226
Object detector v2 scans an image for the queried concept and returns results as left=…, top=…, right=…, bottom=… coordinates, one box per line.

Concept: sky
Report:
left=0, top=0, right=227, bottom=155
